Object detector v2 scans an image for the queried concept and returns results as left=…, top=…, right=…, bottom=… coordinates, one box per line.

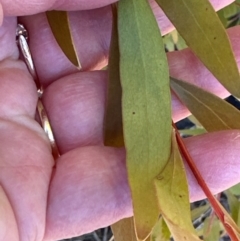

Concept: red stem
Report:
left=172, top=122, right=239, bottom=241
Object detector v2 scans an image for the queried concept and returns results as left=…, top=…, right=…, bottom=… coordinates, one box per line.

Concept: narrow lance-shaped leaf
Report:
left=104, top=4, right=123, bottom=147
left=154, top=131, right=201, bottom=241
left=156, top=0, right=240, bottom=98
left=170, top=77, right=240, bottom=132
left=46, top=11, right=81, bottom=69
left=225, top=190, right=240, bottom=225
left=118, top=0, right=172, bottom=239
left=238, top=205, right=240, bottom=227
left=105, top=5, right=130, bottom=239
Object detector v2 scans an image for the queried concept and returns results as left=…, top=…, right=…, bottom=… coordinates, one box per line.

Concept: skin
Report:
left=0, top=0, right=240, bottom=240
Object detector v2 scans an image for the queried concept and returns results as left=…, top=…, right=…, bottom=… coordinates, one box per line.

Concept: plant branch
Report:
left=172, top=121, right=240, bottom=241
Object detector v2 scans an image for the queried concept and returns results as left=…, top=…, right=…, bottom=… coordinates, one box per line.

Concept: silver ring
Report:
left=17, top=24, right=60, bottom=159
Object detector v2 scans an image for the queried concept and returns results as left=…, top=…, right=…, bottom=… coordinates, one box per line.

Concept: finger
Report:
left=45, top=67, right=225, bottom=150
left=0, top=17, right=54, bottom=241
left=44, top=130, right=240, bottom=241
left=2, top=0, right=234, bottom=16
left=0, top=17, right=18, bottom=61
left=42, top=26, right=240, bottom=153
left=43, top=71, right=107, bottom=154
left=1, top=0, right=117, bottom=16
left=184, top=130, right=240, bottom=202
left=44, top=146, right=130, bottom=241
left=0, top=186, right=19, bottom=240
left=41, top=66, right=217, bottom=153
left=19, top=0, right=234, bottom=87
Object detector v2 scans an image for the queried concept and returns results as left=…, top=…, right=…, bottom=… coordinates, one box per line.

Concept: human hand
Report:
left=0, top=1, right=240, bottom=241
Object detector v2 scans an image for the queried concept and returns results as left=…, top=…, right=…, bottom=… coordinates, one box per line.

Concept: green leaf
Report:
left=223, top=3, right=238, bottom=19
left=154, top=132, right=201, bottom=241
left=175, top=34, right=187, bottom=50
left=163, top=34, right=175, bottom=52
left=111, top=218, right=138, bottom=241
left=104, top=4, right=123, bottom=147
left=217, top=9, right=228, bottom=28
left=238, top=205, right=240, bottom=227
left=118, top=0, right=172, bottom=239
left=155, top=0, right=240, bottom=98
left=225, top=190, right=240, bottom=224
left=170, top=77, right=240, bottom=132
left=179, top=128, right=206, bottom=136
left=230, top=183, right=240, bottom=196
left=151, top=217, right=171, bottom=241
left=46, top=11, right=81, bottom=69
left=188, top=115, right=203, bottom=128
left=203, top=216, right=220, bottom=241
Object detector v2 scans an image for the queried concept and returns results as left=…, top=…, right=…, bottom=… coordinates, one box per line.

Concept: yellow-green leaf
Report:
left=203, top=216, right=220, bottom=241
left=217, top=9, right=228, bottom=28
left=112, top=218, right=172, bottom=241
left=163, top=34, right=175, bottom=52
left=104, top=4, right=123, bottom=147
left=237, top=205, right=240, bottom=227
left=46, top=11, right=81, bottom=69
left=226, top=190, right=240, bottom=224
left=154, top=131, right=201, bottom=241
left=230, top=183, right=240, bottom=196
left=118, top=0, right=172, bottom=239
left=223, top=3, right=238, bottom=19
left=156, top=0, right=240, bottom=98
left=151, top=217, right=171, bottom=241
left=111, top=218, right=138, bottom=241
left=179, top=128, right=206, bottom=136
left=170, top=77, right=240, bottom=132
left=238, top=205, right=240, bottom=227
